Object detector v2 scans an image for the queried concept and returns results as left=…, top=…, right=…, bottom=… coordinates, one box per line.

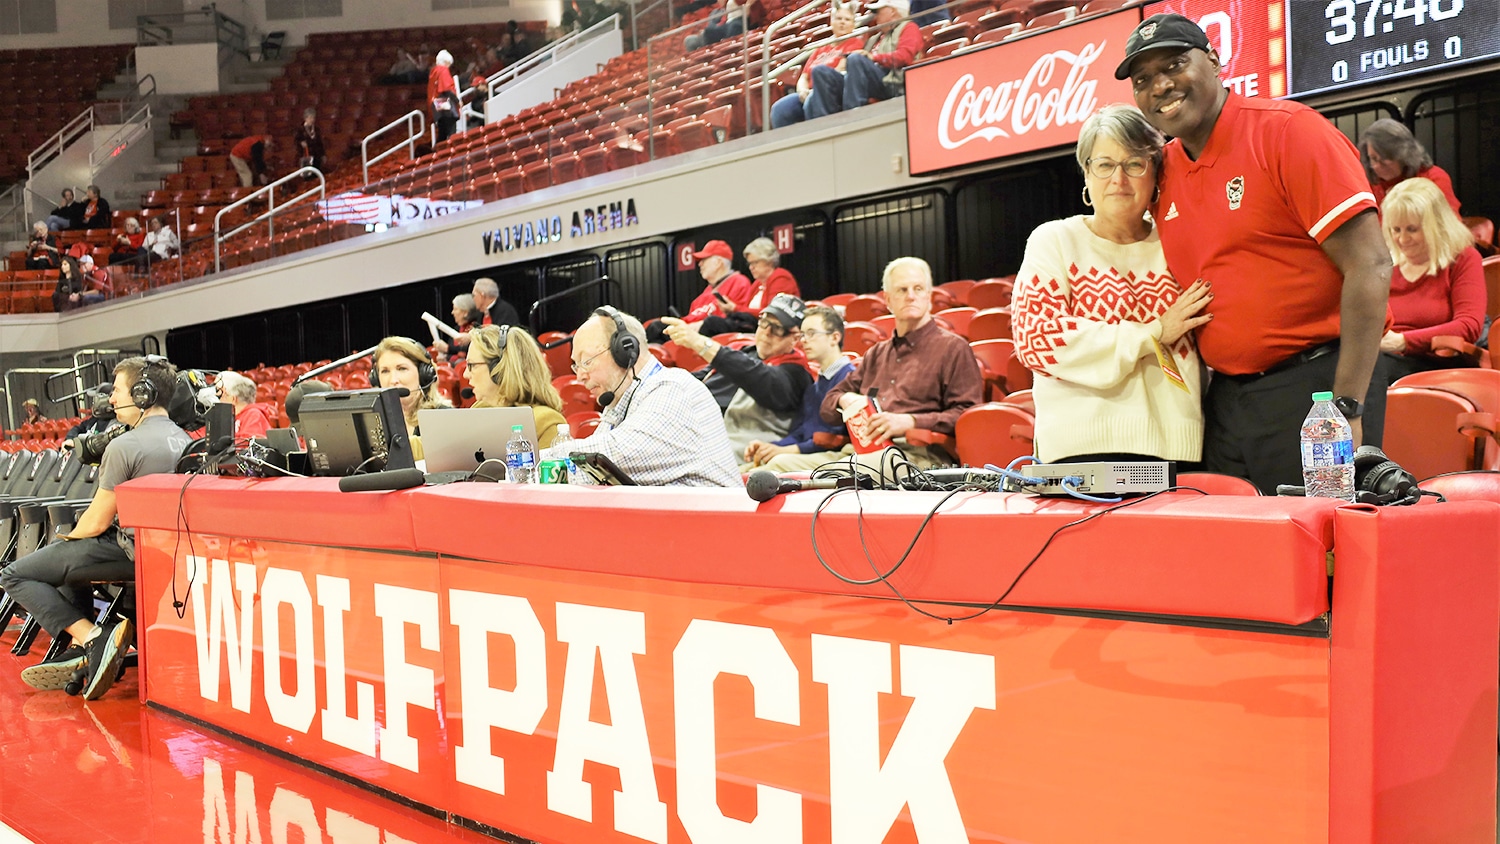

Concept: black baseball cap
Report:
left=1115, top=13, right=1211, bottom=80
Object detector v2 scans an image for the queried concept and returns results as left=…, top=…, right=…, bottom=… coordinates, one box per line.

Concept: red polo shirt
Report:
left=1154, top=93, right=1377, bottom=376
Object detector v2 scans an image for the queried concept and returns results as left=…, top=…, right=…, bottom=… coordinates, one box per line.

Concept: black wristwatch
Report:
left=1334, top=396, right=1365, bottom=419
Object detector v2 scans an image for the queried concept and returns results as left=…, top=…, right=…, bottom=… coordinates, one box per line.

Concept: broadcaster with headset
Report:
left=569, top=306, right=741, bottom=486
left=1, top=355, right=191, bottom=699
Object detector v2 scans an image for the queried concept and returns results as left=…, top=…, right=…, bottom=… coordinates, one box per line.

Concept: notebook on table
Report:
left=417, top=407, right=540, bottom=475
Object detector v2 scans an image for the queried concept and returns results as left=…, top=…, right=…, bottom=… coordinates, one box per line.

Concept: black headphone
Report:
left=131, top=354, right=171, bottom=409
left=1353, top=445, right=1420, bottom=505
left=370, top=343, right=437, bottom=391
left=487, top=324, right=510, bottom=382
left=594, top=306, right=640, bottom=369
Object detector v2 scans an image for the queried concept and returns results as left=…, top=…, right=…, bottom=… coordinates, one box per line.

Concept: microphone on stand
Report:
left=746, top=469, right=864, bottom=502
left=540, top=332, right=575, bottom=350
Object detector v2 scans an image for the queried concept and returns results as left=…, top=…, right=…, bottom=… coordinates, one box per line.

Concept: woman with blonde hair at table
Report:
left=463, top=324, right=566, bottom=448
left=1012, top=104, right=1212, bottom=464
left=1378, top=177, right=1486, bottom=382
left=373, top=336, right=450, bottom=460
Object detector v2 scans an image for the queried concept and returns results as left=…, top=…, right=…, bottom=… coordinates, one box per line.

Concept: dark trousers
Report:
left=0, top=535, right=132, bottom=637
left=1204, top=346, right=1388, bottom=495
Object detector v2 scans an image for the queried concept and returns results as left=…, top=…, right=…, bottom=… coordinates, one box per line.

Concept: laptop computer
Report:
left=418, top=407, right=540, bottom=475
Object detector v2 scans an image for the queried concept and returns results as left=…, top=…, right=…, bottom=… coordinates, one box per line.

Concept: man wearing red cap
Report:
left=647, top=239, right=754, bottom=343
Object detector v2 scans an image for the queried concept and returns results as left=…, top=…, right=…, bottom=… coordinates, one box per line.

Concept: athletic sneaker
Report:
left=83, top=618, right=133, bottom=700
left=19, top=644, right=88, bottom=692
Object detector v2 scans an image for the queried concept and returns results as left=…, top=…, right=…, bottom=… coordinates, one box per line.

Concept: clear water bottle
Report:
left=1300, top=391, right=1355, bottom=501
left=505, top=424, right=534, bottom=485
left=540, top=423, right=575, bottom=484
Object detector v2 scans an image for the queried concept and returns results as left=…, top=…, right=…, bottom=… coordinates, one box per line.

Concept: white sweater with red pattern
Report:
left=1012, top=215, right=1203, bottom=462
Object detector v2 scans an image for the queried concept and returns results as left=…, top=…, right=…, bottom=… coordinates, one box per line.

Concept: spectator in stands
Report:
left=464, top=74, right=490, bottom=128
left=144, top=216, right=179, bottom=262
left=230, top=135, right=274, bottom=187
left=21, top=398, right=44, bottom=425
left=561, top=0, right=609, bottom=32
left=374, top=336, right=451, bottom=461
left=429, top=49, right=461, bottom=145
left=45, top=188, right=86, bottom=232
left=820, top=257, right=984, bottom=470
left=78, top=254, right=110, bottom=304
left=434, top=292, right=484, bottom=361
left=645, top=240, right=753, bottom=343
left=294, top=108, right=325, bottom=172
left=2, top=355, right=191, bottom=700
left=806, top=0, right=920, bottom=120
left=449, top=278, right=521, bottom=349
left=1379, top=177, right=1487, bottom=381
left=685, top=0, right=762, bottom=50
left=1360, top=118, right=1461, bottom=215
left=770, top=3, right=864, bottom=129
left=284, top=379, right=332, bottom=427
left=1012, top=105, right=1208, bottom=465
left=749, top=315, right=853, bottom=470
left=464, top=325, right=566, bottom=447
left=80, top=185, right=111, bottom=230
left=663, top=293, right=814, bottom=464
left=214, top=371, right=276, bottom=441
left=741, top=237, right=802, bottom=315
left=1122, top=13, right=1391, bottom=493
left=108, top=217, right=147, bottom=268
left=382, top=48, right=424, bottom=85
left=25, top=221, right=59, bottom=270
left=505, top=22, right=534, bottom=62
left=52, top=255, right=85, bottom=311
left=569, top=306, right=741, bottom=485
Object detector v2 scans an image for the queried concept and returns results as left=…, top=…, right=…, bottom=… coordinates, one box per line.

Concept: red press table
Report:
left=116, top=476, right=1500, bottom=844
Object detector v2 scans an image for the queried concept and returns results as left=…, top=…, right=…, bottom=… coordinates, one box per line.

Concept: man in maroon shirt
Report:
left=759, top=257, right=983, bottom=473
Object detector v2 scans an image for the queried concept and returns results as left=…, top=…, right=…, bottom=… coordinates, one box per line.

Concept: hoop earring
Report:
left=1152, top=184, right=1161, bottom=204
left=1081, top=185, right=1092, bottom=207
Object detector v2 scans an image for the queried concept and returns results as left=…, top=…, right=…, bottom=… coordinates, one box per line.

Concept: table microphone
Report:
left=746, top=469, right=847, bottom=502
left=338, top=467, right=425, bottom=492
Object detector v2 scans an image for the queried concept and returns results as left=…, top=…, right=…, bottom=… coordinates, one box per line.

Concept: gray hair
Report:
left=882, top=256, right=932, bottom=290
left=215, top=370, right=257, bottom=405
left=472, top=277, right=499, bottom=299
left=743, top=237, right=780, bottom=266
left=32, top=221, right=47, bottom=234
left=1075, top=104, right=1165, bottom=174
left=1359, top=118, right=1432, bottom=183
left=453, top=292, right=477, bottom=311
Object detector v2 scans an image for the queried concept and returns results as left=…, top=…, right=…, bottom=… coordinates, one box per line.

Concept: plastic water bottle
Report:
left=505, top=424, right=534, bottom=484
left=1300, top=391, right=1355, bottom=501
left=540, top=424, right=575, bottom=484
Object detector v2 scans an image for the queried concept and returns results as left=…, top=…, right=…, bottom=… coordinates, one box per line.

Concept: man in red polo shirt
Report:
left=1118, top=14, right=1392, bottom=494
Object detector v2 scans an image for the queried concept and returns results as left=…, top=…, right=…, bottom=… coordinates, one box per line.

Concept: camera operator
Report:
left=0, top=356, right=191, bottom=700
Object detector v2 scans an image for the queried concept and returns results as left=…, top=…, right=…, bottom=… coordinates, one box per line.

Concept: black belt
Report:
left=1222, top=340, right=1339, bottom=382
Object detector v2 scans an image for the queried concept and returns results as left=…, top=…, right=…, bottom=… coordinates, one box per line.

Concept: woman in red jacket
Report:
left=740, top=237, right=801, bottom=320
left=1379, top=177, right=1488, bottom=382
left=428, top=49, right=460, bottom=145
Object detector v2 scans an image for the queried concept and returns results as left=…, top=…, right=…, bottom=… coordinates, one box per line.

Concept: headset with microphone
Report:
left=1352, top=445, right=1421, bottom=505
left=370, top=342, right=437, bottom=391
left=130, top=354, right=172, bottom=410
left=593, top=306, right=640, bottom=409
left=461, top=325, right=510, bottom=400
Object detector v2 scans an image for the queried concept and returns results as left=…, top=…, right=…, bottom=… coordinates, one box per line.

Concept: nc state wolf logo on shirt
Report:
left=1226, top=176, right=1245, bottom=210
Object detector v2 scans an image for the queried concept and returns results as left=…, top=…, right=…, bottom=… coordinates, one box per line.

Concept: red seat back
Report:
left=955, top=403, right=1035, bottom=469
left=1383, top=385, right=1489, bottom=479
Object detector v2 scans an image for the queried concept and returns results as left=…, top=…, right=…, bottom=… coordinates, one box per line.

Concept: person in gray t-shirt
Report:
left=1, top=355, right=190, bottom=699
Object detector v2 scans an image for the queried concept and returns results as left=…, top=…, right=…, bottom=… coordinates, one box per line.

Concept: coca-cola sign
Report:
left=905, top=9, right=1141, bottom=176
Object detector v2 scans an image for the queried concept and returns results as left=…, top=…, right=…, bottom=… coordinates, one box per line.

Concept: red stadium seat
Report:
left=954, top=403, right=1035, bottom=469
left=967, top=278, right=1013, bottom=309
left=936, top=306, right=977, bottom=338
left=970, top=338, right=1016, bottom=399
left=843, top=294, right=889, bottom=322
left=1418, top=470, right=1500, bottom=503
left=968, top=308, right=1012, bottom=341
left=1383, top=385, right=1495, bottom=480
left=1177, top=473, right=1261, bottom=496
left=842, top=321, right=885, bottom=355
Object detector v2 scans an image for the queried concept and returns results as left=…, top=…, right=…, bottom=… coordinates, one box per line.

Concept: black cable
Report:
left=812, top=483, right=1209, bottom=624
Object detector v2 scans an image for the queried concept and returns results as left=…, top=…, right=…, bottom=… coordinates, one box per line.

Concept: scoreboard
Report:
left=1146, top=0, right=1499, bottom=98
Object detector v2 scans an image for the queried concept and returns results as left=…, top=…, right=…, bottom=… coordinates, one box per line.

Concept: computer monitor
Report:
left=295, top=388, right=415, bottom=476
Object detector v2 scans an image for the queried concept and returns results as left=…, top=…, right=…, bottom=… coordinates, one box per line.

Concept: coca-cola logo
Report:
left=936, top=40, right=1108, bottom=149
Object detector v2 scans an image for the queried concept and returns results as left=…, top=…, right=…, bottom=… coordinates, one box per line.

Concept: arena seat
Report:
left=1418, top=470, right=1500, bottom=503
left=1177, top=472, right=1261, bottom=496
left=968, top=307, right=1012, bottom=341
left=967, top=278, right=1013, bottom=309
left=954, top=402, right=1035, bottom=469
left=969, top=338, right=1016, bottom=399
left=1383, top=385, right=1494, bottom=479
left=844, top=294, right=890, bottom=322
left=842, top=322, right=885, bottom=355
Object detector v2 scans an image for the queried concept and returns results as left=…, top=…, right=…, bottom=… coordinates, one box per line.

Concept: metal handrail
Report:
left=89, top=103, right=152, bottom=178
left=361, top=110, right=426, bottom=186
left=214, top=167, right=325, bottom=272
left=27, top=107, right=95, bottom=178
left=526, top=275, right=620, bottom=333
left=137, top=7, right=248, bottom=66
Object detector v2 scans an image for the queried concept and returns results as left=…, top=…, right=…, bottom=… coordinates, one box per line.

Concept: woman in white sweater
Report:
left=1012, top=104, right=1213, bottom=464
